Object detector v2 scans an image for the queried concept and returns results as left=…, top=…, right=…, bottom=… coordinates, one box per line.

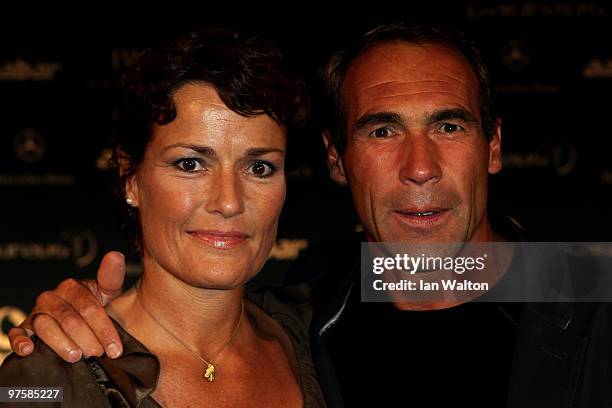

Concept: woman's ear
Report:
left=125, top=176, right=139, bottom=207
left=116, top=149, right=139, bottom=207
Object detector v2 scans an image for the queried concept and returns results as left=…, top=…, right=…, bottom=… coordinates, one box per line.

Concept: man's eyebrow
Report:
left=162, top=143, right=215, bottom=156
left=246, top=147, right=285, bottom=156
left=427, top=108, right=477, bottom=124
left=354, top=112, right=405, bottom=131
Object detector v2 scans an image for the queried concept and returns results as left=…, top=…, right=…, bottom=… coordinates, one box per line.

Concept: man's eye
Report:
left=249, top=161, right=276, bottom=178
left=439, top=123, right=464, bottom=133
left=175, top=158, right=203, bottom=172
left=368, top=127, right=392, bottom=138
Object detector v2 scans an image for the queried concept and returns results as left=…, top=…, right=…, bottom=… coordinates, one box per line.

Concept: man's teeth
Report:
left=411, top=211, right=435, bottom=216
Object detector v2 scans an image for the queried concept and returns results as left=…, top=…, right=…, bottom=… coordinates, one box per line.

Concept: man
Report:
left=285, top=22, right=515, bottom=406
left=8, top=23, right=610, bottom=407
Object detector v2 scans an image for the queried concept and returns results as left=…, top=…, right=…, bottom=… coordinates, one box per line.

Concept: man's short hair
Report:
left=323, top=22, right=497, bottom=152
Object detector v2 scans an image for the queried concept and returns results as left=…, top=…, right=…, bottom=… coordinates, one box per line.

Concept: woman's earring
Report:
left=126, top=197, right=136, bottom=207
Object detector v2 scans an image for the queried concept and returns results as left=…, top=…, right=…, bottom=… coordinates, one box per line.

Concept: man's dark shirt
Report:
left=287, top=217, right=612, bottom=407
left=329, top=281, right=522, bottom=406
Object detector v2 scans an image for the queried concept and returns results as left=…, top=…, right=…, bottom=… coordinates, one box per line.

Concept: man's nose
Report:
left=205, top=169, right=245, bottom=218
left=398, top=134, right=442, bottom=185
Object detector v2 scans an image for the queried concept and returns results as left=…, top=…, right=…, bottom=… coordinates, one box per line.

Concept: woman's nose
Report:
left=205, top=169, right=245, bottom=218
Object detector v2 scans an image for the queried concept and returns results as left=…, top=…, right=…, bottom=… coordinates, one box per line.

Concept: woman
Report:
left=0, top=27, right=324, bottom=407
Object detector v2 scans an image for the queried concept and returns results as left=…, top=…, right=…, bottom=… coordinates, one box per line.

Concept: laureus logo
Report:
left=0, top=230, right=98, bottom=268
left=502, top=143, right=578, bottom=176
left=61, top=230, right=99, bottom=268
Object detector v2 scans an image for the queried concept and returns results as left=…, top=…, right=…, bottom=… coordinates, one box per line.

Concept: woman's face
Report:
left=126, top=83, right=286, bottom=289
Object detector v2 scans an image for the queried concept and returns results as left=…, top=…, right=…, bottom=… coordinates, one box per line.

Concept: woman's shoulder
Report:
left=0, top=338, right=111, bottom=407
left=0, top=337, right=90, bottom=385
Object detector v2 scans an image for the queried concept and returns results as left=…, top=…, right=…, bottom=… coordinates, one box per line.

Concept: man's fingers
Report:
left=37, top=290, right=109, bottom=358
left=31, top=314, right=83, bottom=363
left=8, top=326, right=34, bottom=356
left=68, top=289, right=123, bottom=359
left=95, top=251, right=126, bottom=305
left=53, top=278, right=123, bottom=359
left=11, top=253, right=127, bottom=361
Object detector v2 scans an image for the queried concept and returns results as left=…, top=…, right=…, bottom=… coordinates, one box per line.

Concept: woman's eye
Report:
left=249, top=161, right=276, bottom=177
left=175, top=158, right=203, bottom=172
left=439, top=123, right=464, bottom=133
left=368, top=127, right=392, bottom=138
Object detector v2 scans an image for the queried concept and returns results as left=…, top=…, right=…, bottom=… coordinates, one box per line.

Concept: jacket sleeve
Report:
left=0, top=339, right=111, bottom=408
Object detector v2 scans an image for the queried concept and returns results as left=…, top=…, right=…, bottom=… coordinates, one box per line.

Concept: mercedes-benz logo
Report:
left=14, top=128, right=46, bottom=163
left=501, top=40, right=532, bottom=71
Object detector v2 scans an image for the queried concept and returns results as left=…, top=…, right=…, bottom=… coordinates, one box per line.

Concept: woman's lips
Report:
left=393, top=208, right=451, bottom=229
left=187, top=230, right=249, bottom=250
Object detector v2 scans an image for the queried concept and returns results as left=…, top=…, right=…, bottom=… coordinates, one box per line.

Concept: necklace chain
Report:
left=136, top=294, right=245, bottom=382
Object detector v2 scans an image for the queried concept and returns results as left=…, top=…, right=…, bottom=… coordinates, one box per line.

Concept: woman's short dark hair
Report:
left=323, top=21, right=496, bottom=153
left=112, top=26, right=309, bottom=249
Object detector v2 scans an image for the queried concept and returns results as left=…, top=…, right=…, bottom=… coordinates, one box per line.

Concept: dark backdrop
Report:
left=1, top=2, right=611, bottom=362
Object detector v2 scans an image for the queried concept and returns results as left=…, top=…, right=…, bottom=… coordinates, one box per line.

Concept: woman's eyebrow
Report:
left=245, top=147, right=285, bottom=157
left=162, top=143, right=215, bottom=156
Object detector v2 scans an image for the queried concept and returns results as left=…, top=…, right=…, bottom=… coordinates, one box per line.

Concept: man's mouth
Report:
left=397, top=208, right=446, bottom=216
left=403, top=211, right=437, bottom=216
left=394, top=208, right=450, bottom=228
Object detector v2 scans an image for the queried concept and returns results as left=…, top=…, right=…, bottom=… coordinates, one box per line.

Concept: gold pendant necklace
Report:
left=137, top=294, right=245, bottom=382
left=204, top=363, right=215, bottom=381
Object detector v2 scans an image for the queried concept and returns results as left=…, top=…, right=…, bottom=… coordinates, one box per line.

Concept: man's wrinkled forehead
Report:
left=340, top=41, right=481, bottom=123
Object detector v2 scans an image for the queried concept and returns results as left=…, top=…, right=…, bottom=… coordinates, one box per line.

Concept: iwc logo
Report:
left=14, top=128, right=46, bottom=163
left=0, top=306, right=26, bottom=365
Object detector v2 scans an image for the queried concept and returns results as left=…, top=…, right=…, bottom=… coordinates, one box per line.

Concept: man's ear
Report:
left=488, top=118, right=503, bottom=175
left=322, top=130, right=348, bottom=185
left=116, top=149, right=140, bottom=206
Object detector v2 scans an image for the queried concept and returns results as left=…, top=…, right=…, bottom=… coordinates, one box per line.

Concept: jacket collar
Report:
left=314, top=214, right=528, bottom=339
left=94, top=319, right=160, bottom=407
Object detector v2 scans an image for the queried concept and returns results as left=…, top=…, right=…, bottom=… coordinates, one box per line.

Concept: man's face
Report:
left=325, top=42, right=502, bottom=243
